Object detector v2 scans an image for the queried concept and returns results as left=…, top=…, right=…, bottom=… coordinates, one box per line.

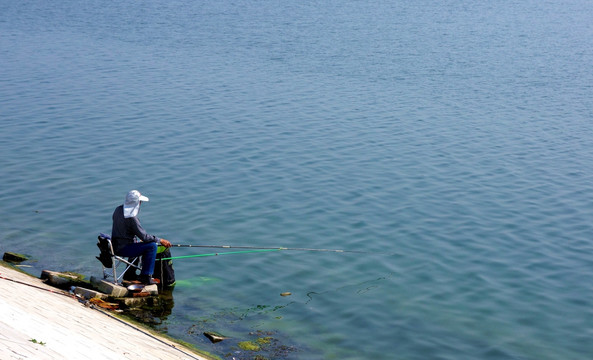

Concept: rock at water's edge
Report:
left=3, top=252, right=29, bottom=263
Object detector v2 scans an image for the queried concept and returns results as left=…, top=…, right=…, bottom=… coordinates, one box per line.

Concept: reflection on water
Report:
left=125, top=286, right=176, bottom=327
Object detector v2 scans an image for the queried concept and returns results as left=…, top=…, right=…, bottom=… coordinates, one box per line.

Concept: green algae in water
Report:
left=238, top=341, right=260, bottom=351
left=257, top=337, right=273, bottom=345
left=174, top=276, right=220, bottom=288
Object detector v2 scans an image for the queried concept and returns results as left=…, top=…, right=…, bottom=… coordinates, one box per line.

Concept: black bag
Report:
left=154, top=247, right=176, bottom=287
left=96, top=233, right=113, bottom=268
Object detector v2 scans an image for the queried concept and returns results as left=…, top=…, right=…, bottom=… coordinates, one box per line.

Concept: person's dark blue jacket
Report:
left=111, top=205, right=160, bottom=255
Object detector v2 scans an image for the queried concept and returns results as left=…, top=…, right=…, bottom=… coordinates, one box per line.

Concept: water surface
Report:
left=2, top=1, right=593, bottom=359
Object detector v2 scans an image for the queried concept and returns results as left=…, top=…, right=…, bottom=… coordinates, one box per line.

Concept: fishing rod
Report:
left=171, top=244, right=388, bottom=255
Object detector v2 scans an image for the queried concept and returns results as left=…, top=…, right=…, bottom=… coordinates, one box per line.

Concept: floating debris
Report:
left=280, top=292, right=292, bottom=297
left=203, top=331, right=228, bottom=343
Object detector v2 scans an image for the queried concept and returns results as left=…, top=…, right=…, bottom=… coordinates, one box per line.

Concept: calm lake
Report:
left=2, top=0, right=593, bottom=359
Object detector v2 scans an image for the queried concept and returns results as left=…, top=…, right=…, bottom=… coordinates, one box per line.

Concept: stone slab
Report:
left=90, top=276, right=128, bottom=297
left=74, top=287, right=109, bottom=300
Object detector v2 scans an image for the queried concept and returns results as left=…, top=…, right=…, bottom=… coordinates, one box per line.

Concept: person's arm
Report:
left=129, top=217, right=159, bottom=243
left=129, top=217, right=172, bottom=247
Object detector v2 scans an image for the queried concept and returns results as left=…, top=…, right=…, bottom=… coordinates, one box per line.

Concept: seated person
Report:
left=111, top=190, right=171, bottom=285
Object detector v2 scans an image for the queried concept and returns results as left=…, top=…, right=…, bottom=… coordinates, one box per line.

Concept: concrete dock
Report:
left=0, top=264, right=215, bottom=360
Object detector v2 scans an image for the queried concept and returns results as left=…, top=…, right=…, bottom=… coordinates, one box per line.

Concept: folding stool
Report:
left=96, top=233, right=141, bottom=284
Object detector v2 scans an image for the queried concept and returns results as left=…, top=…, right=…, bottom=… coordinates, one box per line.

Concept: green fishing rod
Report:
left=171, top=244, right=385, bottom=255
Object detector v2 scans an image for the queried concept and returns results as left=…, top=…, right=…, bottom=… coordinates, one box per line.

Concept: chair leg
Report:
left=113, top=257, right=142, bottom=284
left=122, top=257, right=140, bottom=281
left=98, top=252, right=142, bottom=285
left=112, top=258, right=118, bottom=284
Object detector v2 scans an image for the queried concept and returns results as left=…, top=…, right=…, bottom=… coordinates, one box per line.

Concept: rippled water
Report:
left=2, top=0, right=593, bottom=359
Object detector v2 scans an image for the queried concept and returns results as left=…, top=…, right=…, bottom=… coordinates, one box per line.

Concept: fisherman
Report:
left=111, top=190, right=172, bottom=285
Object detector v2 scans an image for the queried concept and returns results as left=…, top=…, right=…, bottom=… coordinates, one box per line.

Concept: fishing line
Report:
left=0, top=273, right=75, bottom=298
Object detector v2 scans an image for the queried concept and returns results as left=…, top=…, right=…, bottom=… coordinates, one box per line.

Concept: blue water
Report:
left=2, top=0, right=593, bottom=359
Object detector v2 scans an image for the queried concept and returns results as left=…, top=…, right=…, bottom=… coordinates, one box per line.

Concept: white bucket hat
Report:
left=123, top=190, right=149, bottom=218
